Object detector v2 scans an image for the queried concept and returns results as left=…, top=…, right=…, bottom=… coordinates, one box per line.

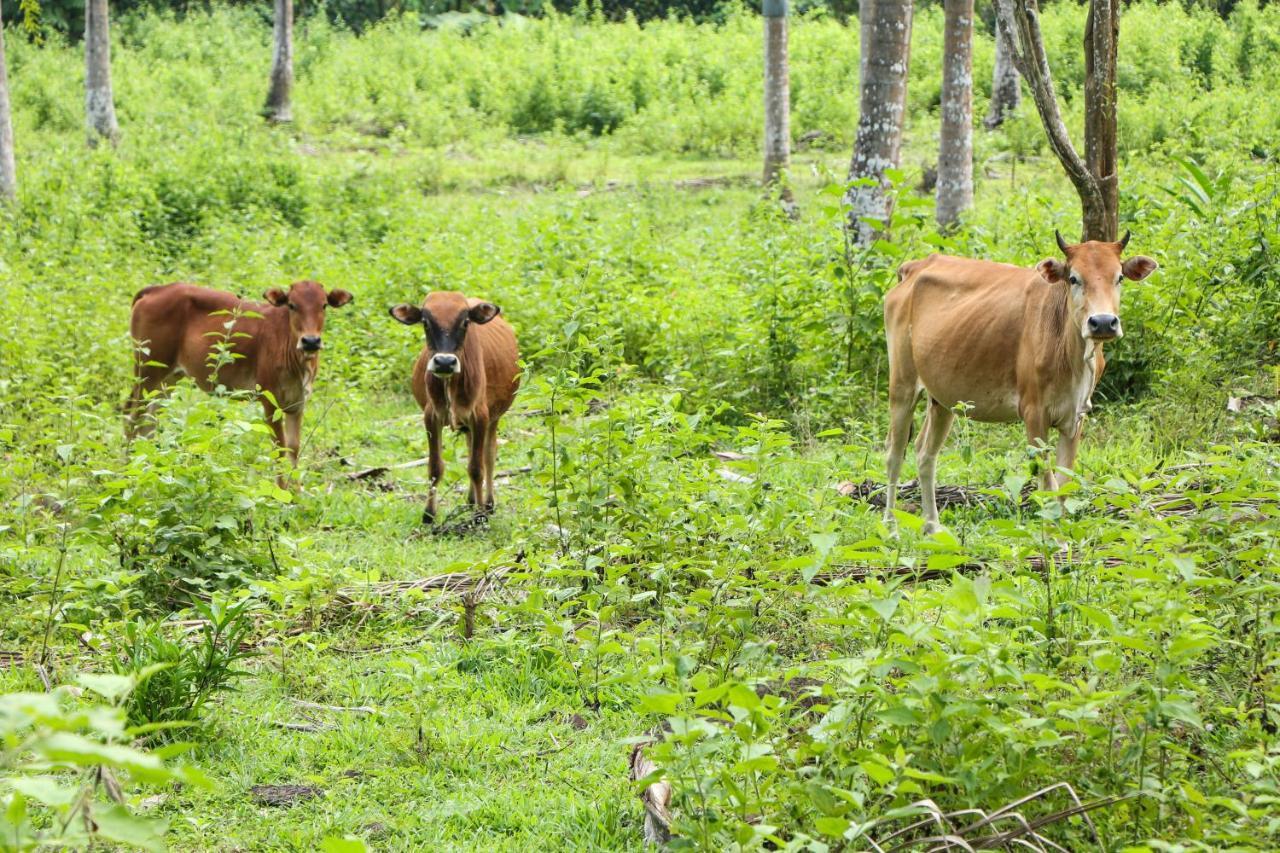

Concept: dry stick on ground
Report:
left=332, top=564, right=516, bottom=608
left=288, top=698, right=377, bottom=715
left=836, top=478, right=1269, bottom=520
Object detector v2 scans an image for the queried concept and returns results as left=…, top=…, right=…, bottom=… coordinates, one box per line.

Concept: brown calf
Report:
left=126, top=281, right=353, bottom=483
left=882, top=231, right=1158, bottom=534
left=390, top=291, right=520, bottom=524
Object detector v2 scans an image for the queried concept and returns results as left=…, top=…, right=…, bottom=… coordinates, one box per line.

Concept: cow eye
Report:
left=1068, top=273, right=1082, bottom=287
left=288, top=302, right=298, bottom=311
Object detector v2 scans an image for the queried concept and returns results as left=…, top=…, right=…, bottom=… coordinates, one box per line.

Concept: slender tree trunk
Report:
left=264, top=0, right=294, bottom=123
left=936, top=0, right=973, bottom=230
left=846, top=0, right=914, bottom=245
left=994, top=0, right=1117, bottom=241
left=0, top=1, right=16, bottom=202
left=84, top=0, right=120, bottom=147
left=762, top=0, right=791, bottom=199
left=984, top=13, right=1021, bottom=128
left=1083, top=0, right=1118, bottom=240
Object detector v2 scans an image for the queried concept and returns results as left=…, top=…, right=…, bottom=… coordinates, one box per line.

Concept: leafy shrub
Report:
left=79, top=394, right=294, bottom=605
left=0, top=677, right=208, bottom=851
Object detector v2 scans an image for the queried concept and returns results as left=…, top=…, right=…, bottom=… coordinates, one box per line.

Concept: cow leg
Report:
left=483, top=421, right=499, bottom=512
left=1053, top=418, right=1084, bottom=490
left=262, top=400, right=292, bottom=489
left=1022, top=408, right=1054, bottom=490
left=282, top=408, right=304, bottom=468
left=467, top=414, right=489, bottom=516
left=883, top=382, right=918, bottom=530
left=915, top=398, right=955, bottom=536
left=424, top=414, right=443, bottom=525
left=124, top=365, right=176, bottom=441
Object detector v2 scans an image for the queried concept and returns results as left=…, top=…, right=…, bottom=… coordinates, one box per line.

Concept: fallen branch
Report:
left=345, top=458, right=429, bottom=481
left=288, top=698, right=377, bottom=715
left=334, top=564, right=515, bottom=606
left=836, top=478, right=1002, bottom=510
left=273, top=720, right=327, bottom=733
left=814, top=552, right=1126, bottom=586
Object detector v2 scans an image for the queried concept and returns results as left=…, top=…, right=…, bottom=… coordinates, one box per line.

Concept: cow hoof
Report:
left=422, top=507, right=436, bottom=526
left=922, top=521, right=946, bottom=537
left=882, top=513, right=899, bottom=537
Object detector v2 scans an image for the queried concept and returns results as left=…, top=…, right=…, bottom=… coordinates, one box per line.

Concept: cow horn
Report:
left=1055, top=230, right=1070, bottom=254
left=1118, top=229, right=1131, bottom=251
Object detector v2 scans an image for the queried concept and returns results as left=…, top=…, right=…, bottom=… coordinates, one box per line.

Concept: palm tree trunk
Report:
left=84, top=0, right=120, bottom=146
left=984, top=13, right=1020, bottom=128
left=264, top=0, right=294, bottom=123
left=762, top=0, right=791, bottom=199
left=846, top=0, right=914, bottom=245
left=0, top=1, right=16, bottom=202
left=936, top=0, right=973, bottom=230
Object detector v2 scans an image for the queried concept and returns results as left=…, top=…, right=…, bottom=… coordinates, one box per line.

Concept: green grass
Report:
left=2, top=3, right=1280, bottom=851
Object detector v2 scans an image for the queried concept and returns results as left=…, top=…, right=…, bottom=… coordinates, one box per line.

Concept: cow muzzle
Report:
left=427, top=353, right=459, bottom=377
left=299, top=335, right=323, bottom=353
left=1085, top=313, right=1122, bottom=341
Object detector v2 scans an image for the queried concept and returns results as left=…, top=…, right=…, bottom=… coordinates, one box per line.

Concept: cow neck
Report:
left=1039, top=281, right=1088, bottom=377
left=263, top=304, right=315, bottom=410
left=1039, top=279, right=1098, bottom=423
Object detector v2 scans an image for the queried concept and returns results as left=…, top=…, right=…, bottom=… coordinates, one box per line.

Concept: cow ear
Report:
left=389, top=304, right=423, bottom=325
left=1036, top=259, right=1066, bottom=284
left=468, top=302, right=500, bottom=325
left=327, top=289, right=354, bottom=308
left=1122, top=255, right=1158, bottom=282
left=264, top=288, right=289, bottom=306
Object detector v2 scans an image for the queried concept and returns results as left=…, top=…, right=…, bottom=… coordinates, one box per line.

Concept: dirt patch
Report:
left=249, top=784, right=322, bottom=807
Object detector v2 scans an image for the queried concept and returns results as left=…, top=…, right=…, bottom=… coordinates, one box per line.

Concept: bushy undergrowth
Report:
left=0, top=3, right=1278, bottom=850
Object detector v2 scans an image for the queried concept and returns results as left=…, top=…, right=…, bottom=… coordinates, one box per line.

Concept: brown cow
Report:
left=390, top=291, right=520, bottom=524
left=126, top=280, right=353, bottom=484
left=882, top=231, right=1157, bottom=534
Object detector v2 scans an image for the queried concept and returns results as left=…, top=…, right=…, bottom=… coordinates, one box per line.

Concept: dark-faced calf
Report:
left=126, top=280, right=353, bottom=484
left=390, top=291, right=520, bottom=524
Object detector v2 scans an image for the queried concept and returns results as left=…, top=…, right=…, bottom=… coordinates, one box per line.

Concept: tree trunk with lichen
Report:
left=994, top=0, right=1118, bottom=241
left=846, top=0, right=914, bottom=245
left=937, top=0, right=973, bottom=230
left=85, top=0, right=119, bottom=147
left=263, top=0, right=294, bottom=123
left=0, top=0, right=16, bottom=201
left=985, top=13, right=1021, bottom=128
left=762, top=0, right=791, bottom=199
left=1083, top=0, right=1119, bottom=241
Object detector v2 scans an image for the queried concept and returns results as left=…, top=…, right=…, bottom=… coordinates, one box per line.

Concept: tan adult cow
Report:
left=126, top=280, right=353, bottom=484
left=390, top=291, right=520, bottom=524
left=882, top=231, right=1157, bottom=534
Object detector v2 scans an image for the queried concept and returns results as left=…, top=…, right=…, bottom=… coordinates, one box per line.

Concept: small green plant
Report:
left=112, top=597, right=258, bottom=736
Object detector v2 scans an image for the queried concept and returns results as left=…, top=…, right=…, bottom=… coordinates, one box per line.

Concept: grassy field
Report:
left=2, top=4, right=1279, bottom=851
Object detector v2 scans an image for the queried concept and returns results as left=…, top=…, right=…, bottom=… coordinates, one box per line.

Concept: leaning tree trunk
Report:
left=263, top=0, right=294, bottom=123
left=995, top=0, right=1118, bottom=241
left=0, top=1, right=16, bottom=201
left=762, top=0, right=791, bottom=199
left=936, top=0, right=974, bottom=230
left=84, top=0, right=120, bottom=146
left=846, top=0, right=914, bottom=245
left=984, top=12, right=1021, bottom=128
